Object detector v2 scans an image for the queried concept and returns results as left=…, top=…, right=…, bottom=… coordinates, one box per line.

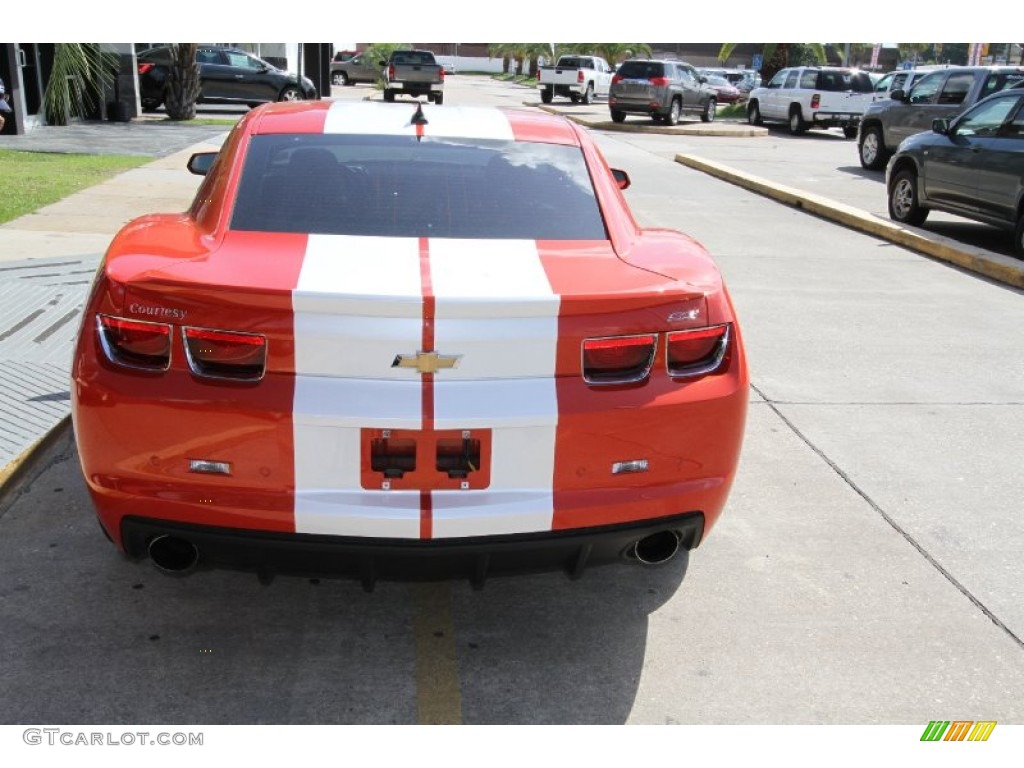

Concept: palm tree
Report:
left=719, top=43, right=826, bottom=84
left=42, top=43, right=116, bottom=125
left=583, top=43, right=652, bottom=66
left=165, top=43, right=201, bottom=121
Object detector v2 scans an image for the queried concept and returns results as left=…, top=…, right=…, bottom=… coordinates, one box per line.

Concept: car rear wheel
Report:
left=747, top=100, right=762, bottom=126
left=541, top=87, right=553, bottom=104
left=843, top=125, right=858, bottom=139
left=859, top=125, right=890, bottom=170
left=278, top=86, right=302, bottom=102
left=888, top=168, right=929, bottom=226
left=332, top=71, right=349, bottom=86
left=140, top=97, right=163, bottom=112
left=383, top=88, right=395, bottom=103
left=610, top=109, right=626, bottom=123
left=434, top=92, right=444, bottom=105
left=701, top=97, right=716, bottom=123
left=788, top=107, right=807, bottom=135
left=581, top=82, right=594, bottom=105
left=665, top=98, right=680, bottom=126
left=1015, top=211, right=1024, bottom=256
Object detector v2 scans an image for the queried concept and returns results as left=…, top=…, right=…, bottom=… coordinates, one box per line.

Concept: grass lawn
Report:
left=0, top=150, right=149, bottom=225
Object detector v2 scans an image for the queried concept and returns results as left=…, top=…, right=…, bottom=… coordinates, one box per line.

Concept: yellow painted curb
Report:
left=0, top=416, right=71, bottom=501
left=675, top=153, right=1024, bottom=290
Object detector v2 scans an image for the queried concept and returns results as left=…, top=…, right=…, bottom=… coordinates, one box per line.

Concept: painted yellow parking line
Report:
left=415, top=582, right=463, bottom=724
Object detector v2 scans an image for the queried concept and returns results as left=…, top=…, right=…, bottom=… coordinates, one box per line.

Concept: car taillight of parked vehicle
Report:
left=97, top=315, right=171, bottom=371
left=666, top=325, right=730, bottom=378
left=388, top=65, right=395, bottom=80
left=577, top=70, right=584, bottom=83
left=440, top=67, right=446, bottom=81
left=649, top=77, right=669, bottom=87
left=611, top=74, right=623, bottom=85
left=582, top=334, right=658, bottom=385
left=137, top=62, right=154, bottom=75
left=183, top=327, right=267, bottom=381
left=811, top=93, right=821, bottom=109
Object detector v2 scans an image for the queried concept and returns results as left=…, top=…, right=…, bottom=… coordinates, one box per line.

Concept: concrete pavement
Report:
left=1, top=85, right=1022, bottom=496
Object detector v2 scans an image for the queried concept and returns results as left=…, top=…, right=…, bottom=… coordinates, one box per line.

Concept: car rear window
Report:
left=556, top=57, right=592, bottom=69
left=616, top=61, right=665, bottom=79
left=391, top=51, right=435, bottom=66
left=231, top=134, right=608, bottom=240
left=816, top=70, right=874, bottom=92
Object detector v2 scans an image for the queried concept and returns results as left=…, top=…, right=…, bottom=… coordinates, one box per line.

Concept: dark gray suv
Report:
left=609, top=59, right=716, bottom=125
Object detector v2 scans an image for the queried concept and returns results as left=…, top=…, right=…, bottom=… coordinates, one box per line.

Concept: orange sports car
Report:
left=71, top=100, right=748, bottom=589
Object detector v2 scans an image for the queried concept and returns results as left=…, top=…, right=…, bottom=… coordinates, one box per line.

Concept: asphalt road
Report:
left=1, top=76, right=1022, bottom=730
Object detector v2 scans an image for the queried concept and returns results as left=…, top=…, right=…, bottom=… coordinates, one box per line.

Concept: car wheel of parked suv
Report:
left=788, top=107, right=807, bottom=135
left=747, top=101, right=762, bottom=126
left=859, top=126, right=890, bottom=170
left=278, top=86, right=302, bottom=102
left=701, top=98, right=716, bottom=123
left=665, top=98, right=681, bottom=126
left=610, top=109, right=626, bottom=123
left=581, top=83, right=594, bottom=105
left=888, top=168, right=929, bottom=227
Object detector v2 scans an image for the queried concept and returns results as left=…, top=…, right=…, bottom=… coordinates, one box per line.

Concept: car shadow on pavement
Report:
left=0, top=426, right=688, bottom=724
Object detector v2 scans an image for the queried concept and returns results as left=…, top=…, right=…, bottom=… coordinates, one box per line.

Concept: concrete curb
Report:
left=0, top=416, right=71, bottom=508
left=675, top=153, right=1024, bottom=290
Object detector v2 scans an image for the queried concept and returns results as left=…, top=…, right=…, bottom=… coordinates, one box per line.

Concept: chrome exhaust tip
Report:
left=630, top=531, right=682, bottom=566
left=148, top=535, right=200, bottom=575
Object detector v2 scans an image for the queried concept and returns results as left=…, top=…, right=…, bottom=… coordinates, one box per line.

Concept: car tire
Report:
left=570, top=93, right=581, bottom=104
left=1015, top=211, right=1024, bottom=257
left=888, top=168, right=929, bottom=227
left=665, top=98, right=680, bottom=126
left=701, top=97, right=716, bottom=123
left=581, top=82, right=594, bottom=105
left=747, top=100, right=762, bottom=126
left=383, top=88, right=395, bottom=103
left=610, top=109, right=626, bottom=123
left=843, top=125, right=858, bottom=139
left=140, top=97, right=163, bottom=113
left=788, top=107, right=807, bottom=135
left=434, top=92, right=444, bottom=106
left=859, top=125, right=890, bottom=170
left=278, top=86, right=302, bottom=102
left=541, top=87, right=553, bottom=104
left=332, top=71, right=349, bottom=87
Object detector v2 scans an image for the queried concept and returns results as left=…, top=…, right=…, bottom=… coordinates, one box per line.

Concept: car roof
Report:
left=246, top=101, right=585, bottom=146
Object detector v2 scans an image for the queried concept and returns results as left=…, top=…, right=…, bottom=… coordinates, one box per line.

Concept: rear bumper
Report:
left=811, top=112, right=862, bottom=127
left=120, top=512, right=705, bottom=589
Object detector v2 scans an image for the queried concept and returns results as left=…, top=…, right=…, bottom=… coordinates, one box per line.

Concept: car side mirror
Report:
left=187, top=152, right=218, bottom=176
left=932, top=118, right=951, bottom=135
left=699, top=76, right=707, bottom=84
left=611, top=168, right=631, bottom=190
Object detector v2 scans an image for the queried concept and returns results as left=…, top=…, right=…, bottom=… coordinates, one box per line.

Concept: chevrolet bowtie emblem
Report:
left=392, top=351, right=461, bottom=374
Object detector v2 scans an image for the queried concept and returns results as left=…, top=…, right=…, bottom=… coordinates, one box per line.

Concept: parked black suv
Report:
left=137, top=46, right=318, bottom=111
left=609, top=59, right=716, bottom=125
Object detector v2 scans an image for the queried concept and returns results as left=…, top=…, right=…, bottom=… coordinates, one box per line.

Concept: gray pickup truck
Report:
left=382, top=49, right=445, bottom=104
left=858, top=65, right=1024, bottom=169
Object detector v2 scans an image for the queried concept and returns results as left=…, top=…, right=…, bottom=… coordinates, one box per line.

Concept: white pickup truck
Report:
left=746, top=66, right=875, bottom=138
left=537, top=55, right=613, bottom=105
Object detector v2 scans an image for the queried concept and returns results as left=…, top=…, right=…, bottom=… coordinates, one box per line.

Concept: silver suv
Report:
left=609, top=59, right=716, bottom=125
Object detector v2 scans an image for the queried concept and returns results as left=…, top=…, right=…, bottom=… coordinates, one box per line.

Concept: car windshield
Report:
left=616, top=61, right=664, bottom=79
left=231, top=134, right=608, bottom=240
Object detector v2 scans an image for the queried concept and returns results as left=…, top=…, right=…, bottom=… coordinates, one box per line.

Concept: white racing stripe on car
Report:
left=293, top=235, right=423, bottom=537
left=293, top=235, right=422, bottom=379
left=323, top=101, right=514, bottom=141
left=429, top=238, right=559, bottom=537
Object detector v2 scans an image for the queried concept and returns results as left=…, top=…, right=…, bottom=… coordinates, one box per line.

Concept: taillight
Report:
left=811, top=93, right=820, bottom=109
left=582, top=334, right=657, bottom=385
left=137, top=62, right=154, bottom=75
left=611, top=74, right=623, bottom=85
left=439, top=67, right=446, bottom=81
left=577, top=70, right=584, bottom=83
left=183, top=327, right=267, bottom=381
left=666, top=325, right=730, bottom=378
left=388, top=65, right=395, bottom=80
left=97, top=315, right=171, bottom=371
left=649, top=77, right=669, bottom=86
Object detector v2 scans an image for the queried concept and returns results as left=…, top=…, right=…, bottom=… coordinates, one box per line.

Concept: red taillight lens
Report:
left=649, top=77, right=669, bottom=86
left=440, top=67, right=446, bottom=81
left=183, top=327, right=267, bottom=381
left=97, top=315, right=171, bottom=371
left=666, top=325, right=730, bottom=378
left=582, top=334, right=657, bottom=385
left=388, top=65, right=395, bottom=80
left=811, top=93, right=820, bottom=109
left=611, top=74, right=623, bottom=85
left=577, top=70, right=584, bottom=83
left=138, top=62, right=154, bottom=75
